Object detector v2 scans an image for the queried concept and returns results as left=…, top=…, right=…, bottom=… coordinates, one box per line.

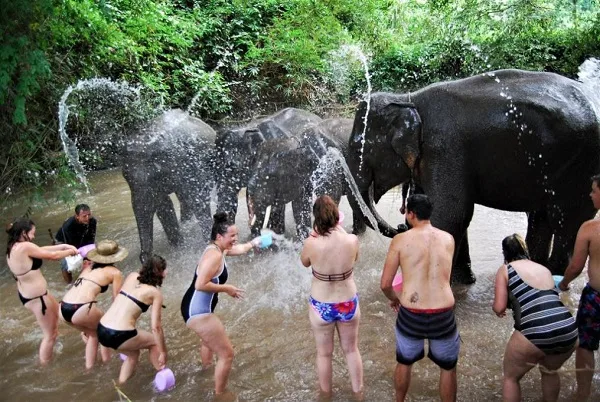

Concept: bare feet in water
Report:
left=214, top=390, right=237, bottom=402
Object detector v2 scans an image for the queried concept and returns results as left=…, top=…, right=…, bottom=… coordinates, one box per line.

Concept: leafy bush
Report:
left=1, top=0, right=599, bottom=209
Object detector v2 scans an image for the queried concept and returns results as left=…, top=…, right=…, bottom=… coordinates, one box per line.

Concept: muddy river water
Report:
left=0, top=169, right=597, bottom=401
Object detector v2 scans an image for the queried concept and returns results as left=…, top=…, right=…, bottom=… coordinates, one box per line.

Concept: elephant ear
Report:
left=302, top=131, right=331, bottom=160
left=388, top=103, right=422, bottom=170
left=244, top=128, right=266, bottom=152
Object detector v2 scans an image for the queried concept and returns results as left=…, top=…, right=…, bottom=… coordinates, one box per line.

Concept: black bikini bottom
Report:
left=60, top=301, right=97, bottom=323
left=97, top=322, right=138, bottom=350
left=19, top=290, right=48, bottom=315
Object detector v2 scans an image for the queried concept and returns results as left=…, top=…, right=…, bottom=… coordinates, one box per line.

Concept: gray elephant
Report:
left=215, top=107, right=322, bottom=232
left=122, top=109, right=216, bottom=262
left=347, top=69, right=600, bottom=283
left=246, top=118, right=366, bottom=238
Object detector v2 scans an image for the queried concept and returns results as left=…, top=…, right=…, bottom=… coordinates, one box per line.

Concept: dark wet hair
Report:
left=138, top=254, right=167, bottom=287
left=592, top=174, right=600, bottom=187
left=312, top=195, right=339, bottom=236
left=6, top=217, right=35, bottom=257
left=406, top=194, right=433, bottom=220
left=92, top=262, right=110, bottom=270
left=211, top=212, right=234, bottom=241
left=75, top=204, right=90, bottom=215
left=502, top=233, right=530, bottom=263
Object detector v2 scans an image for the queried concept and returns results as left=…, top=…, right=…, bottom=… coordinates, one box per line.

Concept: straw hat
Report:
left=86, top=240, right=128, bottom=264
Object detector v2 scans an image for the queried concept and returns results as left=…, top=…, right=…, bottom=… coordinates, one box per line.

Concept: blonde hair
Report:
left=501, top=233, right=530, bottom=263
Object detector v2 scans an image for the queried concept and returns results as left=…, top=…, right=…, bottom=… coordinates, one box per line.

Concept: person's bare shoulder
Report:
left=432, top=226, right=454, bottom=241
left=348, top=232, right=359, bottom=244
left=580, top=218, right=600, bottom=239
left=389, top=231, right=407, bottom=250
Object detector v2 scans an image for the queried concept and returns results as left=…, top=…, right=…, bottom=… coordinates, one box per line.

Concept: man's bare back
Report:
left=382, top=221, right=455, bottom=310
left=381, top=194, right=459, bottom=402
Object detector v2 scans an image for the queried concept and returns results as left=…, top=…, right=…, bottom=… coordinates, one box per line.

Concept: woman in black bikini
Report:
left=5, top=217, right=78, bottom=365
left=60, top=240, right=125, bottom=369
left=97, top=254, right=168, bottom=384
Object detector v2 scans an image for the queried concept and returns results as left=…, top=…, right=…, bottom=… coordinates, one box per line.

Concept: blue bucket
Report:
left=552, top=275, right=564, bottom=289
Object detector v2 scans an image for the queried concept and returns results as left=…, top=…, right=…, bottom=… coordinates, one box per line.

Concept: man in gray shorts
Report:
left=381, top=194, right=459, bottom=402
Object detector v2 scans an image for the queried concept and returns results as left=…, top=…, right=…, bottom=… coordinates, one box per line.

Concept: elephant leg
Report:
left=267, top=204, right=286, bottom=234
left=428, top=187, right=476, bottom=285
left=452, top=232, right=475, bottom=285
left=525, top=210, right=552, bottom=267
left=196, top=203, right=213, bottom=245
left=343, top=181, right=366, bottom=235
left=292, top=187, right=312, bottom=239
left=179, top=196, right=193, bottom=222
left=184, top=182, right=214, bottom=242
left=547, top=203, right=595, bottom=274
left=155, top=194, right=182, bottom=247
left=130, top=189, right=155, bottom=264
left=352, top=208, right=367, bottom=235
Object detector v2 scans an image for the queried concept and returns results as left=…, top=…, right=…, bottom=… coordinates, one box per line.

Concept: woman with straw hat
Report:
left=60, top=240, right=125, bottom=369
left=98, top=254, right=168, bottom=384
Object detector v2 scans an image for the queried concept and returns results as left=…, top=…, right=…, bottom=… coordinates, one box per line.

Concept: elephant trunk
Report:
left=364, top=185, right=400, bottom=237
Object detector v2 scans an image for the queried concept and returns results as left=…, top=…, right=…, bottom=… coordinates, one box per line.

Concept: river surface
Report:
left=0, top=169, right=597, bottom=401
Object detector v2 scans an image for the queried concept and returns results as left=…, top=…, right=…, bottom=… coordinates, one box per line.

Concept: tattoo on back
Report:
left=410, top=292, right=419, bottom=303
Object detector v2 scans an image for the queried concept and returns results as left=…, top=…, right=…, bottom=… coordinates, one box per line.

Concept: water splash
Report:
left=57, top=78, right=143, bottom=190
left=578, top=58, right=600, bottom=120
left=326, top=44, right=372, bottom=168
left=311, top=148, right=380, bottom=231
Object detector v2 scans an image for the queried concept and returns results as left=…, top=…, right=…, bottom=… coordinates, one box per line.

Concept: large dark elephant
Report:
left=246, top=118, right=366, bottom=238
left=215, top=107, right=322, bottom=232
left=122, top=109, right=216, bottom=262
left=347, top=69, right=600, bottom=283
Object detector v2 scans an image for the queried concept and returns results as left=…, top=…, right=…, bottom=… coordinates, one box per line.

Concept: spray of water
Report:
left=326, top=44, right=372, bottom=169
left=578, top=58, right=600, bottom=121
left=311, top=148, right=380, bottom=231
left=57, top=78, right=143, bottom=190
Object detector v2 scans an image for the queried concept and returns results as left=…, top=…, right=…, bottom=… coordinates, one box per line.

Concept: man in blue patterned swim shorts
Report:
left=559, top=174, right=600, bottom=400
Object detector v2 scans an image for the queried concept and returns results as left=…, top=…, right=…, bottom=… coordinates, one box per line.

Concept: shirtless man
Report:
left=558, top=174, right=600, bottom=401
left=381, top=194, right=458, bottom=402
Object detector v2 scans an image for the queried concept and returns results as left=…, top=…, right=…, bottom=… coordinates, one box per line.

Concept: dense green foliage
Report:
left=1, top=0, right=599, bottom=207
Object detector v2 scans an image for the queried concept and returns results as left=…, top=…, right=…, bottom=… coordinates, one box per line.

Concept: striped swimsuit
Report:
left=507, top=264, right=577, bottom=354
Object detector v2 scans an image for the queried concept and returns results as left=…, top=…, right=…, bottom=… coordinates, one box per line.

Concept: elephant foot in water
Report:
left=451, top=263, right=476, bottom=285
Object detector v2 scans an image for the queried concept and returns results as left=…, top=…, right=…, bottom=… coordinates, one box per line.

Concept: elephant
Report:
left=122, top=109, right=216, bottom=262
left=246, top=118, right=367, bottom=238
left=215, top=107, right=322, bottom=232
left=347, top=69, right=600, bottom=284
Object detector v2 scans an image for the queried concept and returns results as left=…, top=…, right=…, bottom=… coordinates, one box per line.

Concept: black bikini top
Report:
left=73, top=276, right=109, bottom=293
left=12, top=257, right=43, bottom=281
left=32, top=257, right=43, bottom=270
left=312, top=268, right=353, bottom=282
left=119, top=290, right=151, bottom=313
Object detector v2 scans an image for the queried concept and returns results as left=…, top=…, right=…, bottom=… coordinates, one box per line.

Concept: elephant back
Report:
left=130, top=109, right=215, bottom=151
left=124, top=109, right=216, bottom=179
left=269, top=108, right=323, bottom=137
left=303, top=118, right=353, bottom=156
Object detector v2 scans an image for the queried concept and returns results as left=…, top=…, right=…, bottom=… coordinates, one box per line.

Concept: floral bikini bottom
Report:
left=309, top=294, right=359, bottom=323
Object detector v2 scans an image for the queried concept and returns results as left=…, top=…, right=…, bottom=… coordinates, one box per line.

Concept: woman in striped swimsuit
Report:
left=493, top=233, right=577, bottom=402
